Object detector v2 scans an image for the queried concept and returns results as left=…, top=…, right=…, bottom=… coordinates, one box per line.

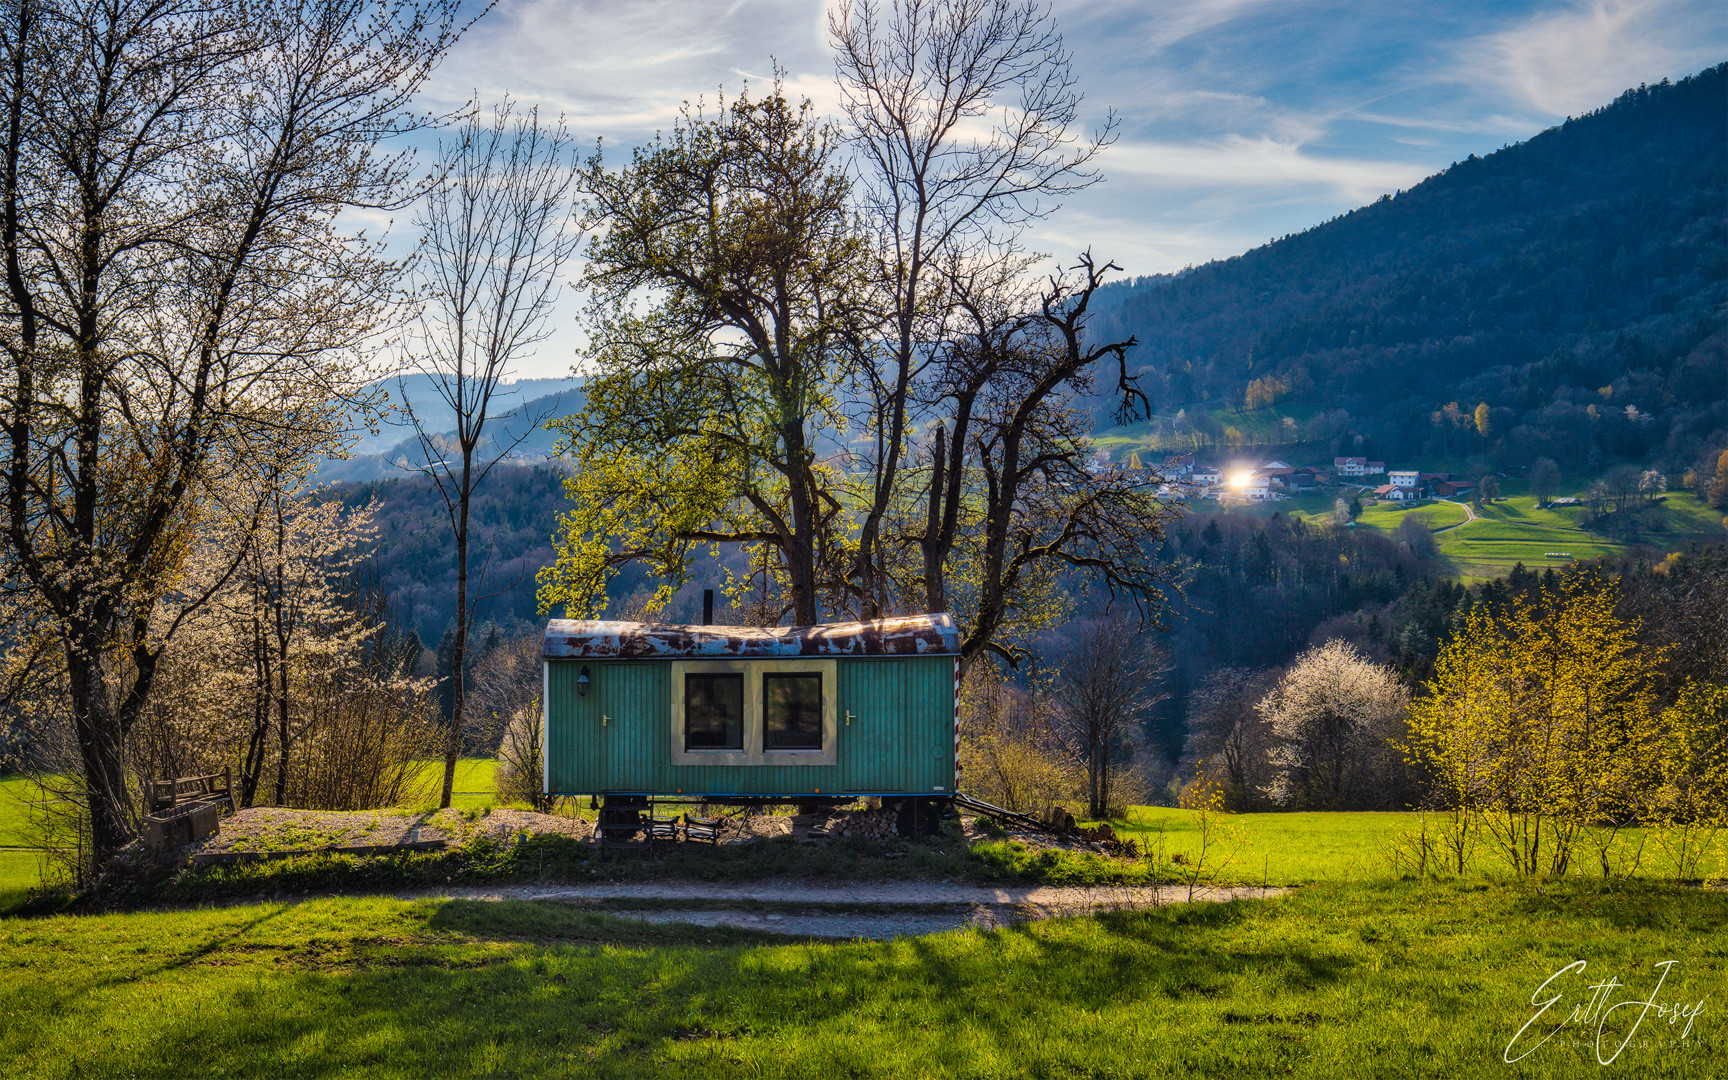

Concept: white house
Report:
left=1334, top=456, right=1367, bottom=476
left=1388, top=470, right=1421, bottom=490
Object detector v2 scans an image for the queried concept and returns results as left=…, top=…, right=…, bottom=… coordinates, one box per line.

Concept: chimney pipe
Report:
left=702, top=589, right=714, bottom=625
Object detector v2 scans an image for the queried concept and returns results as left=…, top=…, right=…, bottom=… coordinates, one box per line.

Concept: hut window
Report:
left=763, top=673, right=823, bottom=750
left=684, top=673, right=744, bottom=751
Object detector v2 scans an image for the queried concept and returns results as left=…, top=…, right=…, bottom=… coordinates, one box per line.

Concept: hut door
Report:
left=838, top=661, right=904, bottom=791
left=596, top=661, right=657, bottom=792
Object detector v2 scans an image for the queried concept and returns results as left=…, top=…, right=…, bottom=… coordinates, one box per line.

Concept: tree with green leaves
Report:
left=539, top=88, right=864, bottom=626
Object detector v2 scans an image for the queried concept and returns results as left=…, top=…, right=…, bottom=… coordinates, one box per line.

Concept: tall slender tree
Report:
left=403, top=97, right=581, bottom=809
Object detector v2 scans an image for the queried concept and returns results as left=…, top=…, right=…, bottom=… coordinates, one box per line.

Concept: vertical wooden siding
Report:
left=547, top=657, right=955, bottom=795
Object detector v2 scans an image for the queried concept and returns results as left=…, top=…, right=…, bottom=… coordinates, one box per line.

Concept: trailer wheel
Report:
left=895, top=796, right=949, bottom=840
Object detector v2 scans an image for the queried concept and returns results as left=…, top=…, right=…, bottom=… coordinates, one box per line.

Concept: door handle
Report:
left=845, top=710, right=856, bottom=726
left=601, top=714, right=610, bottom=727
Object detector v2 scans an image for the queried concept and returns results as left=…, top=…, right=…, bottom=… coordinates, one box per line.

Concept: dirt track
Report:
left=398, top=880, right=1286, bottom=940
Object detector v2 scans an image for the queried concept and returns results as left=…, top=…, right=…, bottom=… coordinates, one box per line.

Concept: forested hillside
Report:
left=325, top=465, right=570, bottom=638
left=1089, top=64, right=1727, bottom=478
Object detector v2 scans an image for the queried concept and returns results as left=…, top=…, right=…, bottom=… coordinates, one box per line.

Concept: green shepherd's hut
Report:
left=540, top=614, right=962, bottom=810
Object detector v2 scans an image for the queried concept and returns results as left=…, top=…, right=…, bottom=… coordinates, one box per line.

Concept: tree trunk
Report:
left=779, top=410, right=820, bottom=626
left=240, top=612, right=269, bottom=808
left=65, top=641, right=133, bottom=867
left=441, top=451, right=473, bottom=808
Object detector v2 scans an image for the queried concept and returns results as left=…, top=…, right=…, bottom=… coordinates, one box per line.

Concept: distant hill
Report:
left=320, top=378, right=585, bottom=483
left=1088, top=64, right=1728, bottom=480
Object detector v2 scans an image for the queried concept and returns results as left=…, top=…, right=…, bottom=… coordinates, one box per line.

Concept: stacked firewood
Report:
left=821, top=804, right=902, bottom=840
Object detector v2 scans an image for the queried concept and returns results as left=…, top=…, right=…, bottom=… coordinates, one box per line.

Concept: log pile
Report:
left=821, top=803, right=902, bottom=840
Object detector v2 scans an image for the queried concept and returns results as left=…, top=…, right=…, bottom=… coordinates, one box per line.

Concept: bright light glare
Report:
left=1230, top=471, right=1253, bottom=488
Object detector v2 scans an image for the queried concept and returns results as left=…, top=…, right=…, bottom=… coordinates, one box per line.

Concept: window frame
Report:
left=668, top=658, right=838, bottom=767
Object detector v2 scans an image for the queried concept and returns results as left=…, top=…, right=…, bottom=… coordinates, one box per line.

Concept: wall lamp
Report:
left=577, top=666, right=590, bottom=696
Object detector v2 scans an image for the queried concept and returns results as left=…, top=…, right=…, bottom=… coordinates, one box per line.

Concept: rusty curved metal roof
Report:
left=542, top=613, right=961, bottom=659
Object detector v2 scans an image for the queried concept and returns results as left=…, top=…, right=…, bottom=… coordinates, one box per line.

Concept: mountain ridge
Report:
left=1087, top=63, right=1727, bottom=480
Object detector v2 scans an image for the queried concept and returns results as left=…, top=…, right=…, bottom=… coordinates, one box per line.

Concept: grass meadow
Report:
left=4, top=769, right=1723, bottom=1077
left=1, top=879, right=1720, bottom=1078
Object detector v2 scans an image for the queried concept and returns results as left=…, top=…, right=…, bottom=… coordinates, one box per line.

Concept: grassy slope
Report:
left=0, top=761, right=507, bottom=902
left=1287, top=493, right=1722, bottom=581
left=1, top=882, right=1720, bottom=1078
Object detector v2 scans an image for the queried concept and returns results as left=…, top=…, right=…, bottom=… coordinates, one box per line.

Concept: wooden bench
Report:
left=148, top=767, right=237, bottom=816
left=643, top=815, right=682, bottom=845
left=683, top=814, right=725, bottom=844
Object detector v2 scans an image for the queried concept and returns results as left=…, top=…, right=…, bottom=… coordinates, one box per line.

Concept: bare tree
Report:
left=1050, top=612, right=1166, bottom=819
left=403, top=98, right=580, bottom=808
left=1602, top=463, right=1643, bottom=513
left=915, top=255, right=1172, bottom=666
left=1530, top=457, right=1561, bottom=506
left=1183, top=666, right=1277, bottom=808
left=1394, top=514, right=1437, bottom=560
left=469, top=631, right=545, bottom=806
left=831, top=0, right=1115, bottom=619
left=0, top=0, right=462, bottom=870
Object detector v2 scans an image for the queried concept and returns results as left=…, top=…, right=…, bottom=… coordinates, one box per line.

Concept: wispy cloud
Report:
left=416, top=0, right=1727, bottom=376
left=1464, top=0, right=1726, bottom=116
left=1107, top=136, right=1429, bottom=203
left=432, top=0, right=829, bottom=135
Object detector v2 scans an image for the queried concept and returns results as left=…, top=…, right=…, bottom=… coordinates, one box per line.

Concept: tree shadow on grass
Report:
left=41, top=897, right=1363, bottom=1079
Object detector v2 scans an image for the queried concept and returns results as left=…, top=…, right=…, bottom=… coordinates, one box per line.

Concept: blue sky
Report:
left=415, top=0, right=1728, bottom=379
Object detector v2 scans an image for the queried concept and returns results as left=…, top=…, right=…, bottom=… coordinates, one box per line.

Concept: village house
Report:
left=1284, top=467, right=1322, bottom=492
left=1334, top=455, right=1368, bottom=476
left=1388, top=469, right=1422, bottom=491
left=1372, top=483, right=1416, bottom=502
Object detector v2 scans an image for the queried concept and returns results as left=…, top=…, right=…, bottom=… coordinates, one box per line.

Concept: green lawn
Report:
left=409, top=757, right=503, bottom=810
left=1354, top=500, right=1467, bottom=532
left=0, top=777, right=51, bottom=907
left=1096, top=808, right=1705, bottom=886
left=0, top=761, right=512, bottom=902
left=1, top=880, right=1719, bottom=1078
left=0, top=775, right=47, bottom=847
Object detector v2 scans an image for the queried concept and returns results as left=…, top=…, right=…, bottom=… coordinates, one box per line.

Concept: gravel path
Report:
left=399, top=880, right=1285, bottom=940
left=1432, top=496, right=1477, bottom=531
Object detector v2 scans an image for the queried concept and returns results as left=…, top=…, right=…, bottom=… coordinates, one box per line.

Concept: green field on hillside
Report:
left=1, top=879, right=1719, bottom=1078
left=1353, top=500, right=1467, bottom=532
left=1278, top=493, right=1723, bottom=581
